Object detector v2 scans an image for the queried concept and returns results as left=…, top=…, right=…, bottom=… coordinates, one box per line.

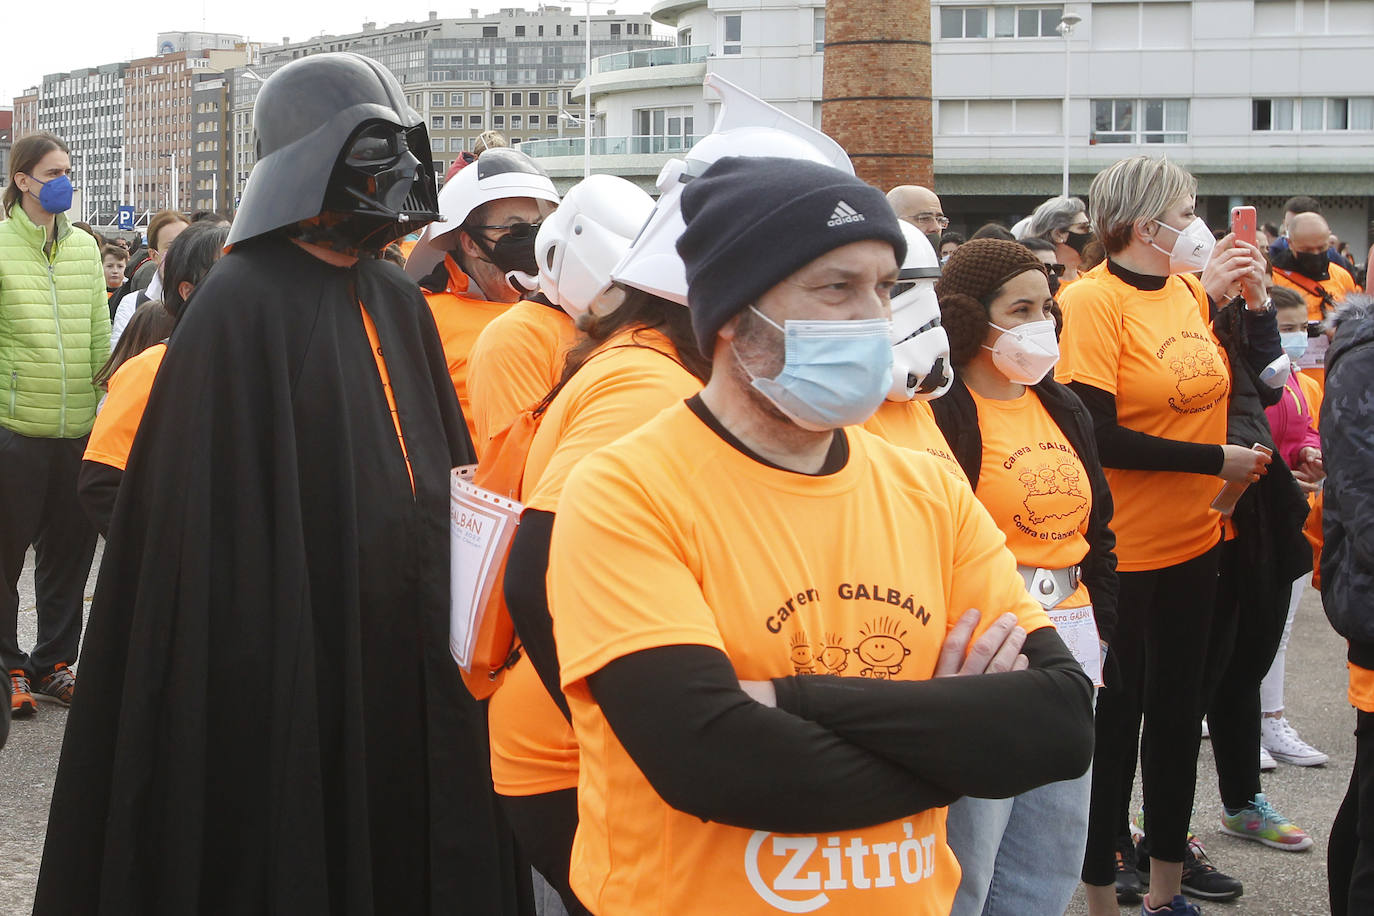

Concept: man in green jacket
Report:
left=1, top=131, right=109, bottom=718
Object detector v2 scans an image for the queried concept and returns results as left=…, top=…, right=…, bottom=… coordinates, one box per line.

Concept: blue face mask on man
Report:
left=27, top=173, right=74, bottom=215
left=1280, top=330, right=1308, bottom=363
left=734, top=305, right=894, bottom=432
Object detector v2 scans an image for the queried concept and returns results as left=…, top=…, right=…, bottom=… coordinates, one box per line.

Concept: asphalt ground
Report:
left=0, top=544, right=1353, bottom=914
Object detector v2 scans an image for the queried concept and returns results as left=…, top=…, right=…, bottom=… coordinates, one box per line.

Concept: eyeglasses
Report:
left=910, top=212, right=950, bottom=229
left=1047, top=263, right=1067, bottom=277
left=469, top=220, right=542, bottom=241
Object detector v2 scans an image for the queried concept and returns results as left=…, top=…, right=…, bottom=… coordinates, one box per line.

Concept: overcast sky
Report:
left=2, top=0, right=657, bottom=105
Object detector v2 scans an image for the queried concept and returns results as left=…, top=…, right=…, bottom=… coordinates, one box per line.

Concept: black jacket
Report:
left=1211, top=301, right=1313, bottom=599
left=1321, top=300, right=1374, bottom=667
left=931, top=378, right=1119, bottom=646
left=35, top=241, right=524, bottom=915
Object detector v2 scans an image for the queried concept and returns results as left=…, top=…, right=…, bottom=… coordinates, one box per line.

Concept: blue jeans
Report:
left=945, top=766, right=1092, bottom=916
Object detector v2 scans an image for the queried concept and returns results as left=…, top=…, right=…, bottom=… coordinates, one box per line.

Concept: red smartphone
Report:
left=1230, top=205, right=1257, bottom=248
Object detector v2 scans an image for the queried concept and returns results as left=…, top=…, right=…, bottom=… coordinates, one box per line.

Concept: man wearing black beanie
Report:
left=543, top=155, right=1095, bottom=915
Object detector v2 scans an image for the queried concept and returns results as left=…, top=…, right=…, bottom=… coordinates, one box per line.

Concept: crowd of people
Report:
left=1, top=50, right=1372, bottom=916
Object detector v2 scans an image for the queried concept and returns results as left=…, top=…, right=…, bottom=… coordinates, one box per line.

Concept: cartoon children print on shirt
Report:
left=1156, top=333, right=1227, bottom=415
left=817, top=632, right=850, bottom=675
left=1018, top=456, right=1088, bottom=528
left=856, top=616, right=911, bottom=679
left=789, top=631, right=816, bottom=674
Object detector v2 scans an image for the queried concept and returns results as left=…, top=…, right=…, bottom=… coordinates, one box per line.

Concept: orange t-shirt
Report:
left=85, top=343, right=167, bottom=471
left=423, top=259, right=513, bottom=445
left=862, top=399, right=965, bottom=480
left=487, top=326, right=703, bottom=796
left=1056, top=264, right=1229, bottom=572
left=549, top=402, right=1052, bottom=916
left=466, top=298, right=576, bottom=449
left=968, top=386, right=1092, bottom=606
left=1350, top=663, right=1374, bottom=713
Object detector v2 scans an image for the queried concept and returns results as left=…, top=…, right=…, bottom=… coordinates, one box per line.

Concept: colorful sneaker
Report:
left=10, top=670, right=36, bottom=718
left=1260, top=745, right=1277, bottom=771
left=1220, top=793, right=1314, bottom=851
left=1116, top=835, right=1144, bottom=905
left=1261, top=716, right=1329, bottom=766
left=34, top=663, right=75, bottom=706
left=1142, top=893, right=1202, bottom=915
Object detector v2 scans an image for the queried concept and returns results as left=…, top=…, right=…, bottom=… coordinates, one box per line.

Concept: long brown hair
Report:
left=535, top=287, right=712, bottom=415
left=94, top=301, right=175, bottom=390
left=5, top=132, right=70, bottom=214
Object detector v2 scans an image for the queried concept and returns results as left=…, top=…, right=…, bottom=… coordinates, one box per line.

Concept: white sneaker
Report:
left=1261, top=716, right=1329, bottom=767
left=1260, top=745, right=1277, bottom=771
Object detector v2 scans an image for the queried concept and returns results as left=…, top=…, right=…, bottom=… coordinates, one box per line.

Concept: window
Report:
left=450, top=115, right=463, bottom=129
left=469, top=114, right=483, bottom=128
left=449, top=138, right=465, bottom=152
left=515, top=25, right=525, bottom=36
left=528, top=114, right=540, bottom=126
left=547, top=91, right=559, bottom=106
left=942, top=5, right=1063, bottom=38
left=483, top=26, right=498, bottom=37
left=470, top=91, right=484, bottom=106
left=431, top=138, right=444, bottom=152
left=512, top=92, right=523, bottom=106
left=494, top=114, right=505, bottom=128
left=1091, top=98, right=1188, bottom=143
left=538, top=25, right=544, bottom=36
left=556, top=24, right=562, bottom=35
left=431, top=92, right=446, bottom=107
left=611, top=23, right=621, bottom=36
left=450, top=92, right=463, bottom=106
left=813, top=9, right=826, bottom=50
left=573, top=23, right=579, bottom=35
left=723, top=14, right=742, bottom=52
left=493, top=92, right=505, bottom=106
left=431, top=115, right=444, bottom=130
left=1255, top=96, right=1374, bottom=130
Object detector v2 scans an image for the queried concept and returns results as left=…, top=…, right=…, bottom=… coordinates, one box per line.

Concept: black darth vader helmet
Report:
left=227, top=52, right=439, bottom=251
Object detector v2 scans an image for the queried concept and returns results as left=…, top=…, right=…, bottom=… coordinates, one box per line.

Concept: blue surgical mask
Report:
left=735, top=306, right=893, bottom=432
left=28, top=174, right=73, bottom=214
left=1280, top=331, right=1308, bottom=363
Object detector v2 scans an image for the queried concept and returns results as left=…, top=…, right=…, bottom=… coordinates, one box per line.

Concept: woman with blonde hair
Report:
left=1057, top=156, right=1276, bottom=916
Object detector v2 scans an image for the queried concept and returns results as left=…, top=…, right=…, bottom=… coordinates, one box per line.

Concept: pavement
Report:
left=0, top=543, right=1354, bottom=915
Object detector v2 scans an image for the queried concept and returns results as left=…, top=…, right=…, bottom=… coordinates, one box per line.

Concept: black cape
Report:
left=35, top=240, right=525, bottom=914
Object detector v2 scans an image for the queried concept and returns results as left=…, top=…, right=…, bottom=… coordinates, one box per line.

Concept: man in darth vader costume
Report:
left=35, top=53, right=525, bottom=914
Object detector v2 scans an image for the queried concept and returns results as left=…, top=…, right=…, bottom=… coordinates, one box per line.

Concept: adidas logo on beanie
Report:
left=676, top=156, right=907, bottom=353
left=828, top=201, right=865, bottom=227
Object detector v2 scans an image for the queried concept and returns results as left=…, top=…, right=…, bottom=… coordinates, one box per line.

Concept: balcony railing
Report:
left=518, top=134, right=705, bottom=158
left=590, top=44, right=710, bottom=75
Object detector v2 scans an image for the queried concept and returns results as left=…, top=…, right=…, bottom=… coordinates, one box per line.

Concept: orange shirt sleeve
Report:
left=1055, top=279, right=1122, bottom=394
left=84, top=344, right=166, bottom=471
left=551, top=451, right=727, bottom=695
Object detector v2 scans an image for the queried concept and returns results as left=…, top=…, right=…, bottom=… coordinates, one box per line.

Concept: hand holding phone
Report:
left=1230, top=205, right=1257, bottom=249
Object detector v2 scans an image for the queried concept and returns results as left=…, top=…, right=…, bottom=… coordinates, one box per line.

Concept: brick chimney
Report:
left=821, top=0, right=932, bottom=191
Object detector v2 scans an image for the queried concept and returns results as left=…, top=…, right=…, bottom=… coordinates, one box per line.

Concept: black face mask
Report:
left=1064, top=230, right=1093, bottom=255
left=1293, top=251, right=1329, bottom=280
left=469, top=227, right=540, bottom=276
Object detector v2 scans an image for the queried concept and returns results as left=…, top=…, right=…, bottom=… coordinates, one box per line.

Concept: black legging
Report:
left=1205, top=539, right=1294, bottom=810
left=500, top=789, right=592, bottom=916
left=1331, top=709, right=1374, bottom=915
left=1082, top=543, right=1224, bottom=885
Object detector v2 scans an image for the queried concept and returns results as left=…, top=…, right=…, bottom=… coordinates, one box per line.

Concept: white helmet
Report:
left=610, top=74, right=854, bottom=304
left=404, top=148, right=560, bottom=281
left=506, top=174, right=655, bottom=320
left=889, top=222, right=953, bottom=402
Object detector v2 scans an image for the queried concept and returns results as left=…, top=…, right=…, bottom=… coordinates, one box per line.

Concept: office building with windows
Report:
left=931, top=0, right=1374, bottom=244
left=520, top=0, right=827, bottom=187
left=228, top=8, right=666, bottom=202
left=23, top=64, right=128, bottom=225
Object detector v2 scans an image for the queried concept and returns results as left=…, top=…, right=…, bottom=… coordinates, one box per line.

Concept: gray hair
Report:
left=1088, top=156, right=1197, bottom=254
left=1023, top=196, right=1087, bottom=241
left=1333, top=293, right=1374, bottom=330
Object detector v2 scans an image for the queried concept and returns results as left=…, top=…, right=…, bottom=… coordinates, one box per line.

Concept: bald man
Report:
left=888, top=185, right=948, bottom=252
left=1272, top=211, right=1363, bottom=382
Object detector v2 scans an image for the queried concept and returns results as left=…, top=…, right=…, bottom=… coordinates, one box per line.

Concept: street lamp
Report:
left=1057, top=11, right=1082, bottom=199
